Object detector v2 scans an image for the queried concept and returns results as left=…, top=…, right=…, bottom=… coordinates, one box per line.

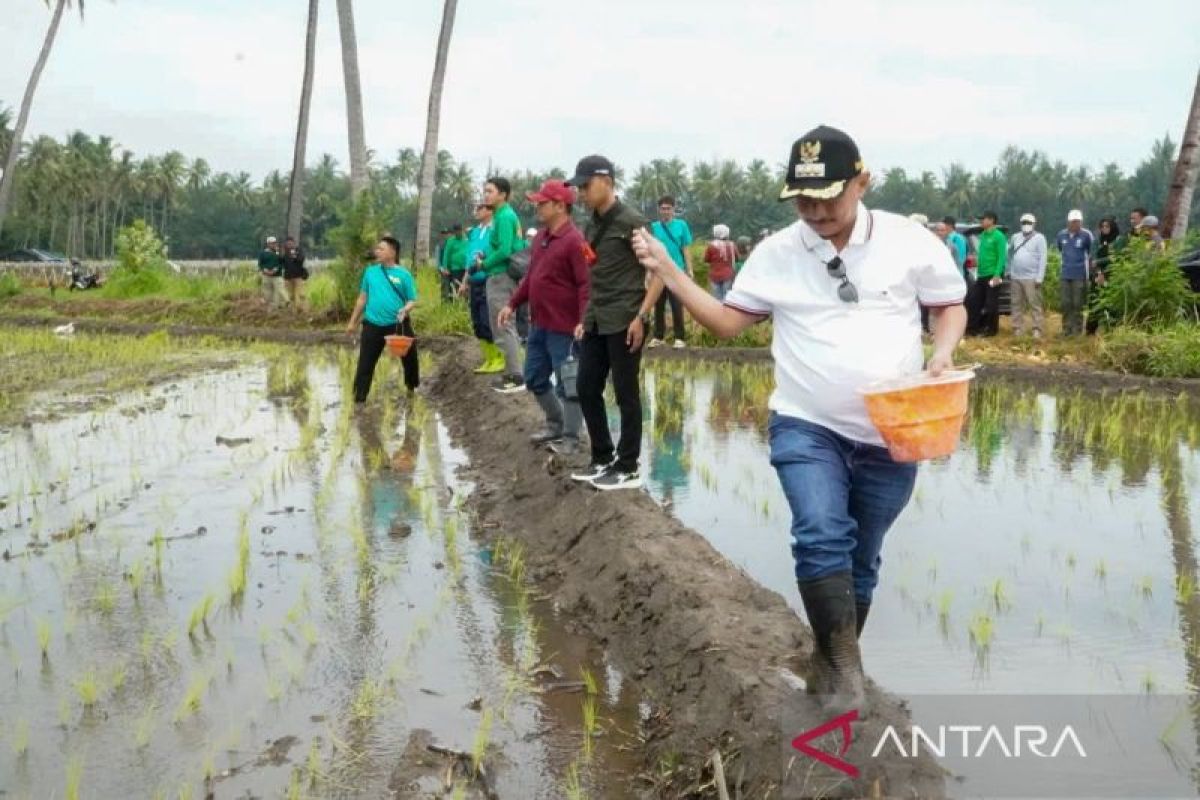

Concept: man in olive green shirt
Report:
left=968, top=211, right=1006, bottom=336
left=481, top=177, right=528, bottom=393
left=564, top=155, right=665, bottom=491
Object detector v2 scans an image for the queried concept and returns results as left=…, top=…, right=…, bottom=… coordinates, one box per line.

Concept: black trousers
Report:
left=354, top=319, right=419, bottom=402
left=967, top=279, right=1000, bottom=336
left=653, top=288, right=686, bottom=341
left=577, top=327, right=642, bottom=472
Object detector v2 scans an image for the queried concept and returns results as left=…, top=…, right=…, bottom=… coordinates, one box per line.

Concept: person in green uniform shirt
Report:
left=439, top=223, right=468, bottom=301
left=479, top=177, right=529, bottom=393
left=345, top=236, right=420, bottom=403
left=968, top=211, right=1006, bottom=336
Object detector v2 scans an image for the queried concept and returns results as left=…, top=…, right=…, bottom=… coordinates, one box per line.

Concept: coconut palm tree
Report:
left=0, top=104, right=13, bottom=164
left=335, top=0, right=368, bottom=198
left=415, top=0, right=459, bottom=264
left=0, top=0, right=82, bottom=238
left=286, top=0, right=320, bottom=242
left=1162, top=67, right=1200, bottom=241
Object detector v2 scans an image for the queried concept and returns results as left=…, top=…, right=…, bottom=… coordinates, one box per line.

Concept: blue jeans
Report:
left=768, top=413, right=917, bottom=604
left=711, top=279, right=733, bottom=302
left=523, top=326, right=575, bottom=399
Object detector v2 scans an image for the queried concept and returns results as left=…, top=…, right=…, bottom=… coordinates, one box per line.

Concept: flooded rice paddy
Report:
left=641, top=360, right=1200, bottom=697
left=0, top=347, right=639, bottom=798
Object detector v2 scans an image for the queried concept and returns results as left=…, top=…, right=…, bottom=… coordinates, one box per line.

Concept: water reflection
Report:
left=642, top=362, right=1200, bottom=696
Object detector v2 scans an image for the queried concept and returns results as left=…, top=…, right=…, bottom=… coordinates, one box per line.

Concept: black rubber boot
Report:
left=797, top=572, right=867, bottom=715
left=856, top=601, right=871, bottom=639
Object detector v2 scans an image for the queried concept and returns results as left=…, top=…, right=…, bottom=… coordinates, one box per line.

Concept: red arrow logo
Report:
left=790, top=709, right=859, bottom=778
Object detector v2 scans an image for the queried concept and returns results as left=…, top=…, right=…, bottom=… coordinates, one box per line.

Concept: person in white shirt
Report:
left=1007, top=213, right=1049, bottom=338
left=632, top=125, right=967, bottom=714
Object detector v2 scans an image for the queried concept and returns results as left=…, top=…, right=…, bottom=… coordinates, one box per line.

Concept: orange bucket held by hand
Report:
left=384, top=335, right=413, bottom=358
left=859, top=367, right=977, bottom=462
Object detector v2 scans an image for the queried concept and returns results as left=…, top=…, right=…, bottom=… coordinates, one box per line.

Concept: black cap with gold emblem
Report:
left=779, top=125, right=865, bottom=201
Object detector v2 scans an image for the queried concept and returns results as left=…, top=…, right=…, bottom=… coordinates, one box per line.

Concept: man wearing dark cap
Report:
left=497, top=180, right=590, bottom=455
left=632, top=126, right=967, bottom=713
left=565, top=155, right=664, bottom=491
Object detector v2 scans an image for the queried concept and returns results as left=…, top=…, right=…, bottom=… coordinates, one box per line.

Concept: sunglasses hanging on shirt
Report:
left=824, top=256, right=859, bottom=303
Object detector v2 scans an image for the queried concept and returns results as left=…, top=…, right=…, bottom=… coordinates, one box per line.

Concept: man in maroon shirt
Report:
left=498, top=180, right=591, bottom=455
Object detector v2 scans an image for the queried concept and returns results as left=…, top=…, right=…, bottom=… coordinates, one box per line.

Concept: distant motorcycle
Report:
left=67, top=260, right=102, bottom=291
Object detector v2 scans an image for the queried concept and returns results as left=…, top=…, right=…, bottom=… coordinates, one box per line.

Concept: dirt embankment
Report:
left=425, top=339, right=946, bottom=799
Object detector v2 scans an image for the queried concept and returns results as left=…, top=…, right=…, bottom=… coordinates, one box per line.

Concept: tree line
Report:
left=0, top=117, right=1193, bottom=261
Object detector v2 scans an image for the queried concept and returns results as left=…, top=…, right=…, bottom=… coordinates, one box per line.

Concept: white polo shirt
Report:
left=724, top=203, right=966, bottom=446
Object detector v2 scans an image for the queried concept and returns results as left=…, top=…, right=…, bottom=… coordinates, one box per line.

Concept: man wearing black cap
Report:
left=633, top=126, right=967, bottom=713
left=565, top=155, right=664, bottom=491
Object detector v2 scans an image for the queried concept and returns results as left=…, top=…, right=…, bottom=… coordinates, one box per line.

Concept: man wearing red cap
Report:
left=498, top=180, right=590, bottom=454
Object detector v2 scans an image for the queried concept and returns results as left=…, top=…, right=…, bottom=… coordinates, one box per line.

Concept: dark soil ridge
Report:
left=5, top=313, right=1197, bottom=396
left=426, top=339, right=947, bottom=799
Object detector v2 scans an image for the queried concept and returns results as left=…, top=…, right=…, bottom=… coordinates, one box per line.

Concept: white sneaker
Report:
left=590, top=465, right=643, bottom=491
left=672, top=339, right=686, bottom=349
left=570, top=459, right=613, bottom=481
left=647, top=338, right=664, bottom=349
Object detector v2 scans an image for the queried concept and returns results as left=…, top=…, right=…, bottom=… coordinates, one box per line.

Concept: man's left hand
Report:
left=627, top=317, right=645, bottom=352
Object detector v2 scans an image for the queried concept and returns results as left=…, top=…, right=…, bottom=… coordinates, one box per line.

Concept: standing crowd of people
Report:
left=916, top=206, right=1168, bottom=339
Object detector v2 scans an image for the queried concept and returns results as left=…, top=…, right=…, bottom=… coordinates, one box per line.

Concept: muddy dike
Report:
left=425, top=339, right=947, bottom=799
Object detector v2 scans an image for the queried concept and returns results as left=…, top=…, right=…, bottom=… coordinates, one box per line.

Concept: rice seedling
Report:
left=128, top=557, right=148, bottom=599
left=286, top=768, right=302, bottom=800
left=472, top=708, right=493, bottom=777
left=134, top=705, right=156, bottom=748
left=989, top=578, right=1011, bottom=611
left=175, top=671, right=207, bottom=721
left=300, top=622, right=319, bottom=648
left=564, top=760, right=587, bottom=800
left=36, top=617, right=52, bottom=659
left=110, top=660, right=127, bottom=691
left=306, top=740, right=323, bottom=787
left=265, top=673, right=282, bottom=702
left=74, top=670, right=100, bottom=707
left=10, top=718, right=29, bottom=757
left=58, top=695, right=72, bottom=726
left=968, top=612, right=994, bottom=651
left=187, top=593, right=215, bottom=639
left=94, top=581, right=118, bottom=616
left=1137, top=575, right=1154, bottom=598
left=152, top=528, right=166, bottom=579
left=581, top=694, right=599, bottom=761
left=1176, top=575, right=1196, bottom=605
left=227, top=527, right=250, bottom=602
left=65, top=756, right=83, bottom=800
left=1141, top=669, right=1157, bottom=694
left=350, top=679, right=387, bottom=720
left=1065, top=551, right=1077, bottom=571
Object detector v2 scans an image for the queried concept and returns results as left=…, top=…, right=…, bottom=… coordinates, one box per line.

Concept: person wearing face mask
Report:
left=1006, top=213, right=1048, bottom=339
left=631, top=125, right=966, bottom=715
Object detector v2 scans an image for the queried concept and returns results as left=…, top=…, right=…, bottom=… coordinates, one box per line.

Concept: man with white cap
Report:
left=631, top=125, right=967, bottom=715
left=1055, top=210, right=1094, bottom=336
left=257, top=235, right=283, bottom=308
left=1007, top=213, right=1048, bottom=338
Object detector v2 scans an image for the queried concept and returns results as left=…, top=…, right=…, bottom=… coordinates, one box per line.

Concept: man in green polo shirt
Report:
left=968, top=211, right=1006, bottom=336
left=257, top=235, right=283, bottom=308
left=564, top=155, right=664, bottom=491
left=480, top=176, right=528, bottom=393
left=439, top=223, right=468, bottom=301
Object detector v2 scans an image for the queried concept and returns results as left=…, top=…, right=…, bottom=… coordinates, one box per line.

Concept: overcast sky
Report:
left=3, top=0, right=1198, bottom=183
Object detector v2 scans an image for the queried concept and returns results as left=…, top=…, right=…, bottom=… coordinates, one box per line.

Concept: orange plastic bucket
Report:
left=384, top=335, right=413, bottom=358
left=860, top=368, right=976, bottom=462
